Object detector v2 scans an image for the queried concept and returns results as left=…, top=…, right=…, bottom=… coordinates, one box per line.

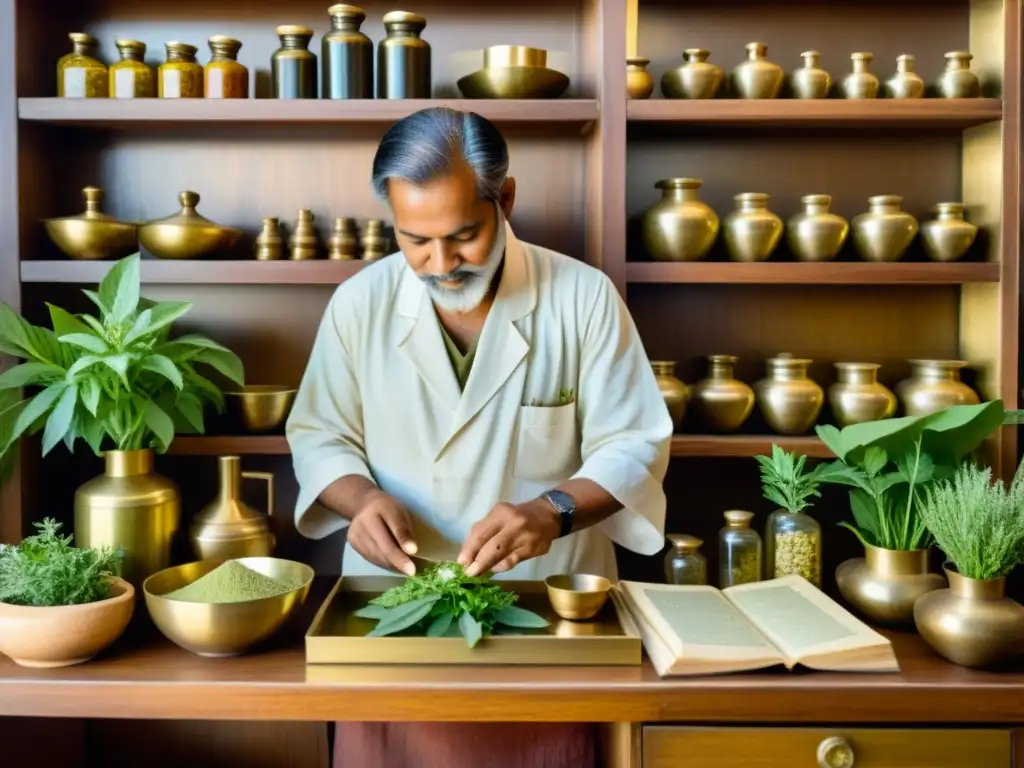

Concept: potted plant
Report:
left=914, top=461, right=1024, bottom=668
left=0, top=518, right=133, bottom=667
left=815, top=400, right=1006, bottom=624
left=0, top=254, right=244, bottom=585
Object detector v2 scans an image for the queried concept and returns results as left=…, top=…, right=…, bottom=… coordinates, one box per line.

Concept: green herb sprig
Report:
left=530, top=388, right=575, bottom=408
left=755, top=444, right=825, bottom=515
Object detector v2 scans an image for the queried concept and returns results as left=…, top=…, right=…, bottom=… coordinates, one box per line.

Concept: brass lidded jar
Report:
left=841, top=52, right=879, bottom=99
left=138, top=191, right=242, bottom=259
left=626, top=57, right=654, bottom=99
left=662, top=48, right=724, bottom=100
left=328, top=217, right=359, bottom=260
left=290, top=209, right=319, bottom=260
left=254, top=217, right=283, bottom=260
left=938, top=51, right=980, bottom=98
left=723, top=193, right=783, bottom=262
left=43, top=186, right=138, bottom=261
left=642, top=178, right=719, bottom=262
left=665, top=535, right=707, bottom=586
left=378, top=11, right=431, bottom=99
left=273, top=25, right=318, bottom=99
left=732, top=42, right=783, bottom=99
left=754, top=354, right=823, bottom=436
left=205, top=36, right=249, bottom=99
left=790, top=50, right=831, bottom=99
left=323, top=4, right=374, bottom=100
left=719, top=511, right=762, bottom=588
left=885, top=54, right=925, bottom=99
left=651, top=360, right=689, bottom=431
left=836, top=545, right=945, bottom=625
left=190, top=456, right=276, bottom=562
left=829, top=363, right=897, bottom=427
left=896, top=360, right=979, bottom=417
left=362, top=219, right=389, bottom=260
left=59, top=32, right=108, bottom=98
left=110, top=39, right=155, bottom=99
left=691, top=354, right=755, bottom=433
left=852, top=195, right=919, bottom=262
left=921, top=202, right=978, bottom=263
left=786, top=194, right=849, bottom=262
left=159, top=42, right=204, bottom=98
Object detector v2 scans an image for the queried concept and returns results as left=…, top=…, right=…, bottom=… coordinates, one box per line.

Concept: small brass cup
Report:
left=544, top=573, right=611, bottom=621
left=225, top=385, right=297, bottom=433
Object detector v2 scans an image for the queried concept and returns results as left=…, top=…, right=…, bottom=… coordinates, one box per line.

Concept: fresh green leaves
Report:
left=755, top=444, right=827, bottom=515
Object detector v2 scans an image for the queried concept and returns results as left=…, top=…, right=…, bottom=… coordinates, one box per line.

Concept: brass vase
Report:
left=841, top=52, right=879, bottom=99
left=642, top=178, right=719, bottom=262
left=723, top=193, right=783, bottom=262
left=361, top=220, right=389, bottom=260
left=829, top=363, right=896, bottom=427
left=915, top=569, right=1024, bottom=668
left=885, top=54, right=925, bottom=99
left=754, top=355, right=823, bottom=436
left=328, top=217, right=359, bottom=260
left=74, top=450, right=181, bottom=588
left=626, top=57, right=654, bottom=99
left=938, top=51, right=980, bottom=98
left=254, top=217, right=283, bottom=261
left=921, top=202, right=978, bottom=263
left=661, top=49, right=724, bottom=99
left=732, top=42, right=783, bottom=99
left=851, top=195, right=918, bottom=262
left=190, top=456, right=276, bottom=561
left=836, top=545, right=945, bottom=625
left=652, top=360, right=689, bottom=431
left=786, top=194, right=849, bottom=262
left=691, top=354, right=755, bottom=433
left=289, top=209, right=319, bottom=260
left=790, top=50, right=831, bottom=99
left=896, top=360, right=979, bottom=417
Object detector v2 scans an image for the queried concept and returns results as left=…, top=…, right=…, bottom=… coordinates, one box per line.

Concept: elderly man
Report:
left=287, top=107, right=671, bottom=768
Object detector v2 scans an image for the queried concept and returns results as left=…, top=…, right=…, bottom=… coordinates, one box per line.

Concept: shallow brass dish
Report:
left=144, top=557, right=314, bottom=658
left=545, top=573, right=611, bottom=621
left=138, top=190, right=242, bottom=260
left=225, top=385, right=297, bottom=433
left=43, top=186, right=138, bottom=261
left=458, top=44, right=570, bottom=99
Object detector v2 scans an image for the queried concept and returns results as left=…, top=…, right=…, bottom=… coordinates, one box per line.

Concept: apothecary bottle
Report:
left=59, top=32, right=109, bottom=98
left=665, top=535, right=707, bottom=586
left=378, top=11, right=431, bottom=99
left=719, top=510, right=762, bottom=588
left=110, top=39, right=155, bottom=99
left=765, top=509, right=821, bottom=587
left=205, top=36, right=249, bottom=99
left=323, top=4, right=374, bottom=99
left=159, top=42, right=204, bottom=98
left=273, top=25, right=318, bottom=99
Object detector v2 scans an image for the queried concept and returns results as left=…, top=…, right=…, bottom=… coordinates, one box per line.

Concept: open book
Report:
left=614, top=575, right=899, bottom=677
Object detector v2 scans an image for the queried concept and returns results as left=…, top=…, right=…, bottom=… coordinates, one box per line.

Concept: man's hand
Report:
left=457, top=500, right=560, bottom=577
left=348, top=489, right=418, bottom=576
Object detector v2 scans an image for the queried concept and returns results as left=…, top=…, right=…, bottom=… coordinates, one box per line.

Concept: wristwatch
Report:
left=543, top=490, right=576, bottom=538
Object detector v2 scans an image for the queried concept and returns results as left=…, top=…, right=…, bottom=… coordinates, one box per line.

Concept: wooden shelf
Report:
left=21, top=259, right=370, bottom=285
left=670, top=435, right=832, bottom=458
left=626, top=261, right=1002, bottom=285
left=626, top=99, right=1003, bottom=128
left=167, top=435, right=290, bottom=455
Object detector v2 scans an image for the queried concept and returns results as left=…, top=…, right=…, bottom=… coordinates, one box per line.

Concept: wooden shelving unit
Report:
left=625, top=261, right=1002, bottom=285
left=21, top=259, right=369, bottom=284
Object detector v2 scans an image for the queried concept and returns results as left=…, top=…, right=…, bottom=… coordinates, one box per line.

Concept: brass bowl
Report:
left=484, top=44, right=548, bottom=69
left=458, top=67, right=570, bottom=99
left=545, top=573, right=611, bottom=621
left=138, top=191, right=242, bottom=260
left=43, top=186, right=138, bottom=261
left=225, top=385, right=297, bottom=433
left=143, top=557, right=314, bottom=657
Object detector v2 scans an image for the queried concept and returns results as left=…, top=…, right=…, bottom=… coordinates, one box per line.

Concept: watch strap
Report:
left=543, top=490, right=576, bottom=538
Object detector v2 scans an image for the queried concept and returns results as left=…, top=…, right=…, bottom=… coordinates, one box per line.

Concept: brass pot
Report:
left=836, top=545, right=945, bottom=625
left=829, top=362, right=897, bottom=427
left=254, top=217, right=283, bottom=261
left=921, top=202, right=978, bottom=263
left=289, top=209, right=319, bottom=260
left=851, top=195, right=919, bottom=262
left=74, top=449, right=181, bottom=588
left=723, top=193, right=783, bottom=262
left=841, top=52, right=879, bottom=99
left=139, top=191, right=242, bottom=260
left=225, top=385, right=297, bottom=432
left=790, top=50, right=831, bottom=99
left=786, top=194, right=849, bottom=262
left=328, top=217, right=359, bottom=260
left=361, top=220, right=389, bottom=260
left=191, top=455, right=276, bottom=561
left=626, top=57, right=653, bottom=99
left=938, top=51, right=980, bottom=98
left=43, top=186, right=138, bottom=261
left=642, top=178, right=719, bottom=262
left=896, top=360, right=979, bottom=417
left=661, top=48, right=724, bottom=99
left=691, top=354, right=755, bottom=432
left=458, top=45, right=569, bottom=100
left=915, top=568, right=1024, bottom=668
left=754, top=355, right=823, bottom=436
left=885, top=54, right=925, bottom=99
left=652, top=360, right=689, bottom=431
left=732, top=42, right=783, bottom=99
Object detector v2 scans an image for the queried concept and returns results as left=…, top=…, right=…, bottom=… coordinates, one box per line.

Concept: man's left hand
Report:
left=457, top=500, right=560, bottom=577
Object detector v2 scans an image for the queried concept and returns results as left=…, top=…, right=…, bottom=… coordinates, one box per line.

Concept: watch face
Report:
left=546, top=490, right=575, bottom=514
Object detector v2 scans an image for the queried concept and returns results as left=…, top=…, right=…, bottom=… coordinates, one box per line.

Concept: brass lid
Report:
left=897, top=53, right=915, bottom=63
left=115, top=39, right=146, bottom=52
left=800, top=50, right=821, bottom=58
left=684, top=48, right=710, bottom=59
left=209, top=36, right=243, bottom=58
left=656, top=177, right=702, bottom=190
left=745, top=42, right=767, bottom=53
left=934, top=201, right=965, bottom=214
left=69, top=32, right=99, bottom=46
left=484, top=45, right=546, bottom=69
left=868, top=194, right=903, bottom=207
left=328, top=3, right=366, bottom=15
left=801, top=194, right=831, bottom=206
left=909, top=359, right=969, bottom=370
left=627, top=56, right=650, bottom=66
left=383, top=10, right=427, bottom=28
left=650, top=360, right=677, bottom=375
left=668, top=534, right=702, bottom=552
left=724, top=510, right=754, bottom=528
left=365, top=219, right=385, bottom=230
left=850, top=51, right=874, bottom=61
left=708, top=353, right=737, bottom=364
left=768, top=353, right=812, bottom=367
left=276, top=25, right=314, bottom=36
left=945, top=50, right=973, bottom=60
left=165, top=41, right=198, bottom=57
left=834, top=362, right=880, bottom=371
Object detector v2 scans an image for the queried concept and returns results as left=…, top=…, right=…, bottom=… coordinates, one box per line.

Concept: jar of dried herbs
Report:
left=719, top=510, right=762, bottom=587
left=110, top=39, right=155, bottom=99
left=766, top=508, right=821, bottom=587
left=665, top=534, right=707, bottom=585
left=58, top=32, right=108, bottom=98
left=205, top=36, right=249, bottom=99
left=159, top=42, right=204, bottom=98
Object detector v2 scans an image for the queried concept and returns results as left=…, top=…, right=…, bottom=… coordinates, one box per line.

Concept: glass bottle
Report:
left=719, top=510, right=762, bottom=588
left=377, top=11, right=431, bottom=99
left=205, top=36, right=249, bottom=99
left=110, top=39, right=155, bottom=99
left=323, top=4, right=374, bottom=99
left=58, top=32, right=108, bottom=98
left=665, top=535, right=707, bottom=585
left=159, top=42, right=204, bottom=98
left=272, top=25, right=318, bottom=99
left=765, top=509, right=821, bottom=587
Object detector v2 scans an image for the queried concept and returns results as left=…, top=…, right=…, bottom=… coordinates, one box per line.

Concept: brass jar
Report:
left=626, top=57, right=654, bottom=99
left=361, top=220, right=389, bottom=260
left=885, top=54, right=925, bottom=99
left=786, top=194, right=849, bottom=262
left=896, top=360, right=979, bottom=417
left=110, top=39, right=155, bottom=99
left=754, top=355, right=824, bottom=436
left=74, top=449, right=181, bottom=588
left=732, top=42, right=783, bottom=99
left=652, top=360, right=689, bottom=431
left=915, top=569, right=1024, bottom=668
left=836, top=546, right=946, bottom=625
left=254, top=217, right=283, bottom=261
left=159, top=42, right=203, bottom=98
left=661, top=48, right=724, bottom=99
left=841, top=52, right=879, bottom=99
left=642, top=178, right=719, bottom=262
left=59, top=32, right=108, bottom=98
left=139, top=191, right=242, bottom=260
left=328, top=217, right=359, bottom=260
left=323, top=4, right=374, bottom=99
left=921, top=202, right=978, bottom=263
left=205, top=36, right=249, bottom=98
left=378, top=11, right=431, bottom=99
left=273, top=25, right=318, bottom=99
left=790, top=50, right=831, bottom=99
left=724, top=193, right=783, bottom=262
left=191, top=456, right=276, bottom=561
left=289, top=209, right=319, bottom=260
left=851, top=195, right=918, bottom=262
left=43, top=186, right=138, bottom=261
left=829, top=363, right=896, bottom=427
left=691, top=354, right=755, bottom=433
left=938, top=51, right=980, bottom=98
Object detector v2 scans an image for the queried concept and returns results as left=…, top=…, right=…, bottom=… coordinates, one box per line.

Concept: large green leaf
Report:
left=140, top=354, right=184, bottom=390
left=65, top=355, right=102, bottom=380
left=192, top=348, right=245, bottom=386
left=99, top=254, right=141, bottom=324
left=174, top=391, right=206, bottom=433
left=11, top=383, right=67, bottom=450
left=0, top=303, right=39, bottom=359
left=0, top=393, right=28, bottom=483
left=123, top=309, right=153, bottom=346
left=0, top=362, right=65, bottom=390
left=100, top=354, right=132, bottom=387
left=458, top=611, right=483, bottom=648
left=143, top=400, right=175, bottom=452
left=366, top=596, right=440, bottom=637
left=47, top=304, right=95, bottom=339
left=80, top=377, right=101, bottom=416
left=847, top=489, right=879, bottom=544
left=425, top=612, right=454, bottom=637
left=918, top=400, right=1006, bottom=464
left=146, top=301, right=193, bottom=336
left=41, top=384, right=78, bottom=456
left=493, top=605, right=550, bottom=629
left=59, top=333, right=109, bottom=355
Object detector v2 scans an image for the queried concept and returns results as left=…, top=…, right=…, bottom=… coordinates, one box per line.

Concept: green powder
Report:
left=166, top=560, right=297, bottom=604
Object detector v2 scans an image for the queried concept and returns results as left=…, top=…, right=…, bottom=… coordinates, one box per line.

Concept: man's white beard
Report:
left=421, top=209, right=507, bottom=314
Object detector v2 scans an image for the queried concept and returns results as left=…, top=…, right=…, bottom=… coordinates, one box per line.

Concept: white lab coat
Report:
left=287, top=222, right=672, bottom=580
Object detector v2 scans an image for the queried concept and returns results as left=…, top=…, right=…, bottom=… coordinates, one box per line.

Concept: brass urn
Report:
left=790, top=50, right=831, bottom=99
left=691, top=354, right=755, bottom=432
left=786, top=194, right=849, bottom=262
left=836, top=545, right=945, bottom=625
left=289, top=209, right=319, bottom=260
left=254, top=217, right=283, bottom=261
left=138, top=191, right=242, bottom=260
left=43, top=186, right=138, bottom=262
left=885, top=54, right=925, bottom=99
left=896, top=360, right=979, bottom=417
left=921, top=202, right=978, bottom=263
left=723, top=193, right=783, bottom=262
left=938, top=51, right=980, bottom=98
left=642, top=178, right=719, bottom=262
left=661, top=48, right=724, bottom=99
left=652, top=360, right=689, bottom=431
left=841, top=52, right=879, bottom=99
left=626, top=57, right=654, bottom=99
left=829, top=363, right=896, bottom=427
left=732, top=42, right=783, bottom=99
left=851, top=195, right=919, bottom=262
left=328, top=217, right=359, bottom=260
left=754, top=355, right=823, bottom=436
left=190, top=456, right=276, bottom=561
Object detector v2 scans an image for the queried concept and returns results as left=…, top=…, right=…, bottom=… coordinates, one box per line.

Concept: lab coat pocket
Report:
left=513, top=402, right=579, bottom=482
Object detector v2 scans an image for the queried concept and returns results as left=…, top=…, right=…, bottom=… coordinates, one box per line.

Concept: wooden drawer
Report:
left=642, top=726, right=1011, bottom=768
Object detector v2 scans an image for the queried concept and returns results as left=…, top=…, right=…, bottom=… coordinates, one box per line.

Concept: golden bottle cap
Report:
left=165, top=41, right=199, bottom=57
left=723, top=510, right=754, bottom=528
left=276, top=25, right=314, bottom=37
left=383, top=10, right=427, bottom=27
left=668, top=534, right=702, bottom=552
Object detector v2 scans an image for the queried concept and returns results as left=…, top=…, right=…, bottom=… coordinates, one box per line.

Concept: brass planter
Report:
left=661, top=48, right=723, bottom=99
left=652, top=360, right=689, bottom=431
left=786, top=194, right=849, bottom=262
left=938, top=51, right=980, bottom=98
left=732, top=42, right=783, bottom=99
left=754, top=355, right=823, bottom=436
left=723, top=193, right=782, bottom=262
left=829, top=362, right=896, bottom=427
left=896, top=359, right=979, bottom=417
left=851, top=195, right=918, bottom=263
left=885, top=54, right=925, bottom=99
left=921, top=202, right=978, bottom=263
left=641, top=178, right=719, bottom=262
left=841, top=52, right=879, bottom=99
left=691, top=354, right=754, bottom=432
left=790, top=50, right=831, bottom=99
left=836, top=545, right=945, bottom=625
left=626, top=57, right=653, bottom=99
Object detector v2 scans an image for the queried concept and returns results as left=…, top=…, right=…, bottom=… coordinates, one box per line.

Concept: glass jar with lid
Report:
left=110, top=39, right=155, bottom=99
left=205, top=36, right=249, bottom=98
left=765, top=508, right=821, bottom=586
left=159, top=42, right=204, bottom=98
left=58, top=32, right=108, bottom=98
left=665, top=534, right=707, bottom=585
left=719, top=510, right=762, bottom=587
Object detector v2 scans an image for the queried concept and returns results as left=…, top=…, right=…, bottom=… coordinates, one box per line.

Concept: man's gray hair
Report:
left=371, top=107, right=510, bottom=202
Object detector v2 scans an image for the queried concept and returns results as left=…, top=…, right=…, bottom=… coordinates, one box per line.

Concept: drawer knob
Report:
left=817, top=736, right=855, bottom=768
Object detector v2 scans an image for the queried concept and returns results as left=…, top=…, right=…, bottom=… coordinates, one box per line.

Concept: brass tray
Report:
left=305, top=576, right=641, bottom=666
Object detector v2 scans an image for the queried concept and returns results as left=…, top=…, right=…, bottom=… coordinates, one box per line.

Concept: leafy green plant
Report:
left=0, top=518, right=123, bottom=606
left=354, top=561, right=549, bottom=648
left=0, top=254, right=244, bottom=460
left=755, top=444, right=827, bottom=515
